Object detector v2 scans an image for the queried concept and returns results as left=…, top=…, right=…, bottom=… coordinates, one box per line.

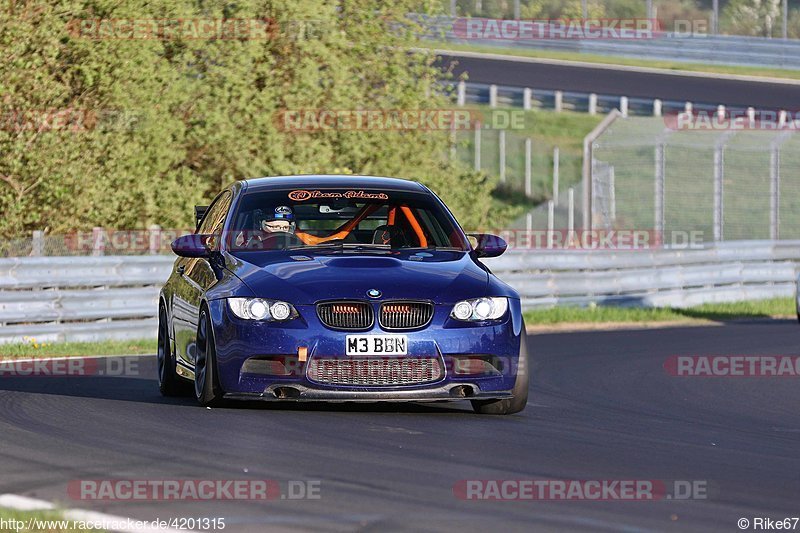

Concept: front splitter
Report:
left=224, top=383, right=512, bottom=402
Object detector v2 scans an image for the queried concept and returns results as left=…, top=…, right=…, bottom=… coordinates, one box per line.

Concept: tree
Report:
left=0, top=0, right=493, bottom=239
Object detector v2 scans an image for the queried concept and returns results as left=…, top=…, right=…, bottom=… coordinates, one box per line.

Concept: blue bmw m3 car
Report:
left=159, top=175, right=528, bottom=414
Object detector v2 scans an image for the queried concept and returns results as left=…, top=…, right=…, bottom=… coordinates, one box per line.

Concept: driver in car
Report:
left=262, top=206, right=295, bottom=233
left=245, top=206, right=296, bottom=249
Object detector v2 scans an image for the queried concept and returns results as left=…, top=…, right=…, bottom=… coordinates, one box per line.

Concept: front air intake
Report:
left=317, top=301, right=374, bottom=330
left=379, top=301, right=433, bottom=330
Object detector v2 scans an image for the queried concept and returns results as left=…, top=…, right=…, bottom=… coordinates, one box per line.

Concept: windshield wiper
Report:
left=289, top=242, right=391, bottom=252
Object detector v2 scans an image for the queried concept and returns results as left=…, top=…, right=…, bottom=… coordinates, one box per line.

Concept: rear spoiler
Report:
left=195, top=205, right=209, bottom=230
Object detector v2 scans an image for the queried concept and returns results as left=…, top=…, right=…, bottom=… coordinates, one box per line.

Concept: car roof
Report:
left=240, top=175, right=428, bottom=194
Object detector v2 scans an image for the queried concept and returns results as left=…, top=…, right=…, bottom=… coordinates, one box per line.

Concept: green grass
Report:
left=456, top=106, right=602, bottom=201
left=0, top=508, right=104, bottom=532
left=424, top=41, right=800, bottom=81
left=524, top=297, right=795, bottom=325
left=0, top=339, right=156, bottom=358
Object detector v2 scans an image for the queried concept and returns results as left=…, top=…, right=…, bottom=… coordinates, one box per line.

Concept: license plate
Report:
left=346, top=335, right=408, bottom=356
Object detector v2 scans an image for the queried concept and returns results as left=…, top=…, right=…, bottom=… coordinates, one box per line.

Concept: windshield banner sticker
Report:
left=288, top=190, right=389, bottom=201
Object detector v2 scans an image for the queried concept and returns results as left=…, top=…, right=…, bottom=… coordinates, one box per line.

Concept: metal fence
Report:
left=1, top=243, right=798, bottom=343
left=588, top=115, right=800, bottom=241
left=448, top=80, right=756, bottom=119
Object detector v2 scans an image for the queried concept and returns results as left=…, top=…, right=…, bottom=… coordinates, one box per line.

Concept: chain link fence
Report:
left=591, top=116, right=800, bottom=242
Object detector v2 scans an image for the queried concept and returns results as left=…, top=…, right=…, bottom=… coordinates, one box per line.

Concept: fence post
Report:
left=583, top=110, right=623, bottom=232
left=685, top=101, right=693, bottom=115
left=149, top=224, right=161, bottom=255
left=514, top=0, right=521, bottom=18
left=554, top=91, right=563, bottom=112
left=713, top=143, right=725, bottom=241
left=31, top=230, right=44, bottom=257
left=473, top=121, right=481, bottom=171
left=523, top=88, right=532, bottom=110
left=92, top=227, right=105, bottom=256
left=747, top=107, right=756, bottom=128
left=783, top=0, right=789, bottom=39
left=567, top=187, right=575, bottom=246
left=524, top=138, right=532, bottom=197
left=552, top=147, right=560, bottom=205
left=609, top=165, right=616, bottom=222
left=619, top=96, right=628, bottom=117
left=654, top=144, right=665, bottom=237
left=498, top=130, right=506, bottom=183
left=717, top=105, right=726, bottom=120
left=449, top=123, right=457, bottom=161
left=457, top=81, right=466, bottom=107
left=712, top=0, right=719, bottom=34
left=475, top=0, right=482, bottom=15
left=653, top=99, right=662, bottom=117
left=450, top=0, right=457, bottom=16
left=588, top=93, right=597, bottom=115
left=489, top=84, right=498, bottom=108
left=770, top=146, right=780, bottom=240
left=547, top=201, right=555, bottom=248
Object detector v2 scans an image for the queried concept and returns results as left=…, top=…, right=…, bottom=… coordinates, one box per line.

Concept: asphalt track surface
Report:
left=436, top=53, right=800, bottom=110
left=1, top=322, right=799, bottom=532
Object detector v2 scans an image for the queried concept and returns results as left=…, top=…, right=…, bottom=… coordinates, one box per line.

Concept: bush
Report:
left=0, top=0, right=487, bottom=238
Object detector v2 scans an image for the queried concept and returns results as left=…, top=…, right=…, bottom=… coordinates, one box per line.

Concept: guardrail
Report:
left=448, top=80, right=750, bottom=118
left=0, top=242, right=797, bottom=343
left=485, top=240, right=800, bottom=309
left=421, top=15, right=800, bottom=70
left=0, top=256, right=173, bottom=344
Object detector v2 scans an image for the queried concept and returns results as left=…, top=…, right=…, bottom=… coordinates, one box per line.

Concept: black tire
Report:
left=796, top=293, right=800, bottom=323
left=472, top=325, right=529, bottom=415
left=158, top=306, right=190, bottom=396
left=195, top=306, right=224, bottom=407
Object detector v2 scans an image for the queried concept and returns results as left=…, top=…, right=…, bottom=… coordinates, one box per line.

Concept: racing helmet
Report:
left=258, top=205, right=296, bottom=234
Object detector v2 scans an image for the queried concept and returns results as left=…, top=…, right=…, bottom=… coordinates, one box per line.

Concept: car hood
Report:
left=226, top=250, right=489, bottom=305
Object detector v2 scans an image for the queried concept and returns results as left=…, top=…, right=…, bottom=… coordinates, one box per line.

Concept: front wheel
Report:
left=472, top=326, right=529, bottom=415
left=796, top=289, right=800, bottom=323
left=194, top=307, right=224, bottom=407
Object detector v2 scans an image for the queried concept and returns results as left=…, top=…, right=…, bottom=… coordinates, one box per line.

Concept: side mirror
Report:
left=195, top=205, right=209, bottom=231
left=171, top=234, right=213, bottom=258
left=470, top=233, right=507, bottom=258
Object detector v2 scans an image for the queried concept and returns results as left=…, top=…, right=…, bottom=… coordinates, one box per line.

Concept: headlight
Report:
left=228, top=298, right=297, bottom=321
left=450, top=297, right=508, bottom=321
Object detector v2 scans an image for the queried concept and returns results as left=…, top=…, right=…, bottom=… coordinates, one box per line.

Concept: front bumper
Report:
left=225, top=383, right=513, bottom=402
left=206, top=298, right=524, bottom=399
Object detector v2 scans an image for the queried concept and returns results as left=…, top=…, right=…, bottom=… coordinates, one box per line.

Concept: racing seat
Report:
left=371, top=225, right=408, bottom=247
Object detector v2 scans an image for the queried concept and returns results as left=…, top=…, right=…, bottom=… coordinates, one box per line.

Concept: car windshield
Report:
left=226, top=187, right=470, bottom=253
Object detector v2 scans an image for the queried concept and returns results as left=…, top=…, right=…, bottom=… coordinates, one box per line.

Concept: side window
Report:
left=197, top=191, right=232, bottom=235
